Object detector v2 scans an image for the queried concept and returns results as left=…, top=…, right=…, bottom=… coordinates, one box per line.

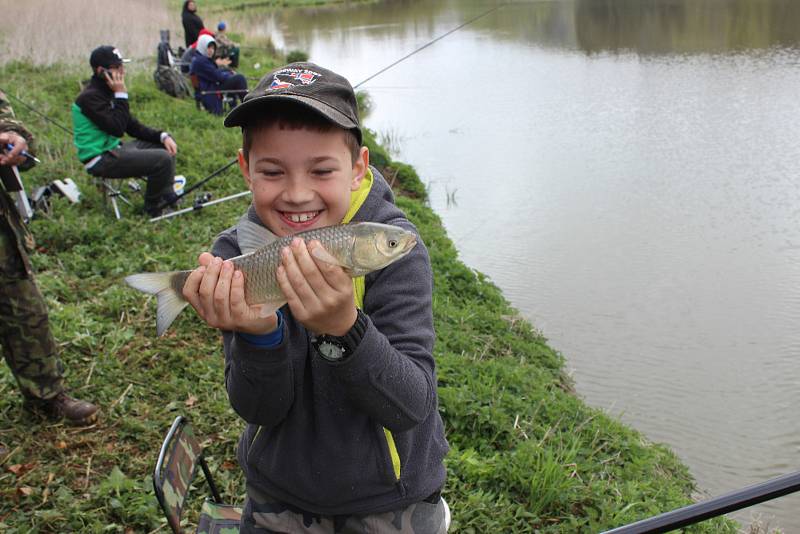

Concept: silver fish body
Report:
left=125, top=222, right=417, bottom=336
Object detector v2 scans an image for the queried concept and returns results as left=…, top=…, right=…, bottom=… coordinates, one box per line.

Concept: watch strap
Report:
left=330, top=308, right=368, bottom=354
left=314, top=309, right=368, bottom=359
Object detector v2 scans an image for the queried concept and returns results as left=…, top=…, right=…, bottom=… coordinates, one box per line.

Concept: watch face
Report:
left=318, top=340, right=344, bottom=361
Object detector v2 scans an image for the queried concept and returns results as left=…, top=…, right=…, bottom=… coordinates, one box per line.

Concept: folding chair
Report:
left=95, top=178, right=135, bottom=220
left=153, top=415, right=242, bottom=534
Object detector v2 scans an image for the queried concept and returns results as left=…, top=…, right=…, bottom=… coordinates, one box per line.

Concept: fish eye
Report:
left=388, top=239, right=398, bottom=248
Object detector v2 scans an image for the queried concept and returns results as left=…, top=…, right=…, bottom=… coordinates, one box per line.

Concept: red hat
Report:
left=190, top=28, right=216, bottom=48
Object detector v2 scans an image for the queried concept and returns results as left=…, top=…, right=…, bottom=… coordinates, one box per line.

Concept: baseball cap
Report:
left=89, top=46, right=131, bottom=70
left=224, top=62, right=361, bottom=144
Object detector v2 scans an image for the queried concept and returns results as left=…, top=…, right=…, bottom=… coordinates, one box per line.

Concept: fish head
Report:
left=351, top=223, right=417, bottom=274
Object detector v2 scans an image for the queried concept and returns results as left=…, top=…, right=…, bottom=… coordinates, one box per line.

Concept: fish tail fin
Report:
left=125, top=271, right=190, bottom=336
left=155, top=290, right=189, bottom=337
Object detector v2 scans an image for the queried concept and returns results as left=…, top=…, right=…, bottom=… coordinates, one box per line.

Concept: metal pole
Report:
left=602, top=470, right=800, bottom=534
left=198, top=89, right=249, bottom=95
left=150, top=190, right=250, bottom=222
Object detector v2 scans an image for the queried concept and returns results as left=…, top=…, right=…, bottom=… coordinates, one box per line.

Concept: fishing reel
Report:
left=193, top=192, right=212, bottom=209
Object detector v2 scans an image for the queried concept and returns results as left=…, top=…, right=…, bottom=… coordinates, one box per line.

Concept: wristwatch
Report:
left=313, top=309, right=368, bottom=362
left=315, top=336, right=347, bottom=362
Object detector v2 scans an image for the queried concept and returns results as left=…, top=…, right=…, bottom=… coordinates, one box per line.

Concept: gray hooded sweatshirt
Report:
left=212, top=167, right=449, bottom=515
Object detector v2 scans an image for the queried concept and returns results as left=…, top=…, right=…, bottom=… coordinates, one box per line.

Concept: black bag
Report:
left=153, top=65, right=192, bottom=98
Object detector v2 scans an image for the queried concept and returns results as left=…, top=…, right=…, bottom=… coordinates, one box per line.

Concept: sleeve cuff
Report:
left=238, top=310, right=284, bottom=348
left=114, top=92, right=129, bottom=99
left=160, top=132, right=171, bottom=143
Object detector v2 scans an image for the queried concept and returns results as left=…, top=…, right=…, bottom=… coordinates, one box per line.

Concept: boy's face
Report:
left=239, top=123, right=368, bottom=237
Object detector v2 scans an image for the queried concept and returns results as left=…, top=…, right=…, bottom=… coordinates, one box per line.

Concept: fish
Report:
left=125, top=217, right=418, bottom=336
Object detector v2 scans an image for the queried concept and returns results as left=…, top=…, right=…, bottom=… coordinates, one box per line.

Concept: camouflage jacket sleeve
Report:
left=0, top=90, right=36, bottom=171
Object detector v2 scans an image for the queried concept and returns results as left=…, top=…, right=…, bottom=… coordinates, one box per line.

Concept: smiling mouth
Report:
left=281, top=210, right=321, bottom=224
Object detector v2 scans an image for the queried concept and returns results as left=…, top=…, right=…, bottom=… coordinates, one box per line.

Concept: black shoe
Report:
left=25, top=392, right=99, bottom=426
left=146, top=192, right=181, bottom=217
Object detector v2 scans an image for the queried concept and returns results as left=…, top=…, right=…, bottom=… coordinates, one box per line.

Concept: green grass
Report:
left=0, top=21, right=738, bottom=534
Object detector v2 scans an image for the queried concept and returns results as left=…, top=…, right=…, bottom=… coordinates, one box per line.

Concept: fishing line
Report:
left=353, top=3, right=506, bottom=88
left=0, top=86, right=73, bottom=135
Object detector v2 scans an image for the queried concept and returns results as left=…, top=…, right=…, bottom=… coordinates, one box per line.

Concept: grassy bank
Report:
left=1, top=11, right=737, bottom=534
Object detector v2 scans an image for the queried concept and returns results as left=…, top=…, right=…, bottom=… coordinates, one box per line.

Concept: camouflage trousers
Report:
left=0, top=216, right=63, bottom=400
left=240, top=483, right=449, bottom=534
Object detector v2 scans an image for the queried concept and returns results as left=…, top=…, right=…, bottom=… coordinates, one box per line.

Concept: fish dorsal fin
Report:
left=237, top=214, right=278, bottom=254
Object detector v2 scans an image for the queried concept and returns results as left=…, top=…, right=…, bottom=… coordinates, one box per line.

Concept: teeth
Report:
left=287, top=211, right=317, bottom=223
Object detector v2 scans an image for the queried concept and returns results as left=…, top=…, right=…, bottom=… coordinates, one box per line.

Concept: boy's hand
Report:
left=277, top=238, right=357, bottom=336
left=182, top=253, right=279, bottom=335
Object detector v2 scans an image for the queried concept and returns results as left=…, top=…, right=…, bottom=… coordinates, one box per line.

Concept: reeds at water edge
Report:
left=0, top=0, right=176, bottom=67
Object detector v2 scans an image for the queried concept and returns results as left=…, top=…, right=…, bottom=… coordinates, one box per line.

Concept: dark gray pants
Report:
left=87, top=140, right=175, bottom=211
left=240, top=483, right=449, bottom=534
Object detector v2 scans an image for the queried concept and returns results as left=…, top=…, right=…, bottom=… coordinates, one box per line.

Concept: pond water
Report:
left=233, top=0, right=800, bottom=530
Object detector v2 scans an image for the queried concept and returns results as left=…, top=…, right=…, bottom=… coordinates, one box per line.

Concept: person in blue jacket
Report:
left=189, top=34, right=247, bottom=115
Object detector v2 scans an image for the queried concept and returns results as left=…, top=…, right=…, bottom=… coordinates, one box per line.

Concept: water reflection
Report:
left=235, top=0, right=800, bottom=56
left=573, top=0, right=800, bottom=54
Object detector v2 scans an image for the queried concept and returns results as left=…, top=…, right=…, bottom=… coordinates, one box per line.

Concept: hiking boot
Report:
left=26, top=392, right=99, bottom=426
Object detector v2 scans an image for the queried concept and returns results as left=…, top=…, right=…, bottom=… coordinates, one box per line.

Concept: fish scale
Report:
left=235, top=225, right=358, bottom=303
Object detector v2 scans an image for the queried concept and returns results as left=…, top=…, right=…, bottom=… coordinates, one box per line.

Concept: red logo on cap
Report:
left=269, top=77, right=292, bottom=90
left=267, top=68, right=321, bottom=91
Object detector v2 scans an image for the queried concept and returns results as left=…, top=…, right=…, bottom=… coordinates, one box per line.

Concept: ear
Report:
left=350, top=146, right=369, bottom=191
left=238, top=149, right=253, bottom=189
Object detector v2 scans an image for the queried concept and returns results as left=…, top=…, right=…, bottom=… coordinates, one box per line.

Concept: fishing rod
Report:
left=0, top=86, right=73, bottom=135
left=156, top=157, right=239, bottom=211
left=602, top=469, right=800, bottom=534
left=150, top=190, right=251, bottom=222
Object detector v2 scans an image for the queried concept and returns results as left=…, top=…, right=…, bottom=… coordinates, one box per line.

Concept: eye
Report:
left=388, top=239, right=398, bottom=248
left=258, top=170, right=283, bottom=179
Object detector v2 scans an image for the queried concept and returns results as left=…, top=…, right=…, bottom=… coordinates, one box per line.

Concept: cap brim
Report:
left=224, top=94, right=358, bottom=133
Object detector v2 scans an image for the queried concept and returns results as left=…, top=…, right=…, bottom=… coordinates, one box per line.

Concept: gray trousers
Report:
left=87, top=140, right=175, bottom=210
left=240, top=483, right=449, bottom=534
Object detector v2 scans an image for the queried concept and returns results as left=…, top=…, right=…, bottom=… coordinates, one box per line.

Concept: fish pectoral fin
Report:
left=311, top=246, right=345, bottom=267
left=253, top=299, right=285, bottom=318
left=236, top=214, right=279, bottom=255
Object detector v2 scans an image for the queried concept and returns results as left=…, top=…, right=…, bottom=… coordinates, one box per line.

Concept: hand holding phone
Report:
left=101, top=67, right=127, bottom=93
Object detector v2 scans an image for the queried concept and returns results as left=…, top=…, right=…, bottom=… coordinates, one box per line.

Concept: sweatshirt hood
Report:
left=197, top=34, right=216, bottom=57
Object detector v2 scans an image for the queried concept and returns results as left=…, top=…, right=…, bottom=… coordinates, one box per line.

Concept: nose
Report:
left=282, top=177, right=315, bottom=205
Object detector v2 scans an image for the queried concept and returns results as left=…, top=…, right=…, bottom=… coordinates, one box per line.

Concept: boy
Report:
left=182, top=63, right=450, bottom=533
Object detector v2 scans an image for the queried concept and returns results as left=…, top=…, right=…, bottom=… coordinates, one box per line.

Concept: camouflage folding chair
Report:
left=153, top=415, right=242, bottom=534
